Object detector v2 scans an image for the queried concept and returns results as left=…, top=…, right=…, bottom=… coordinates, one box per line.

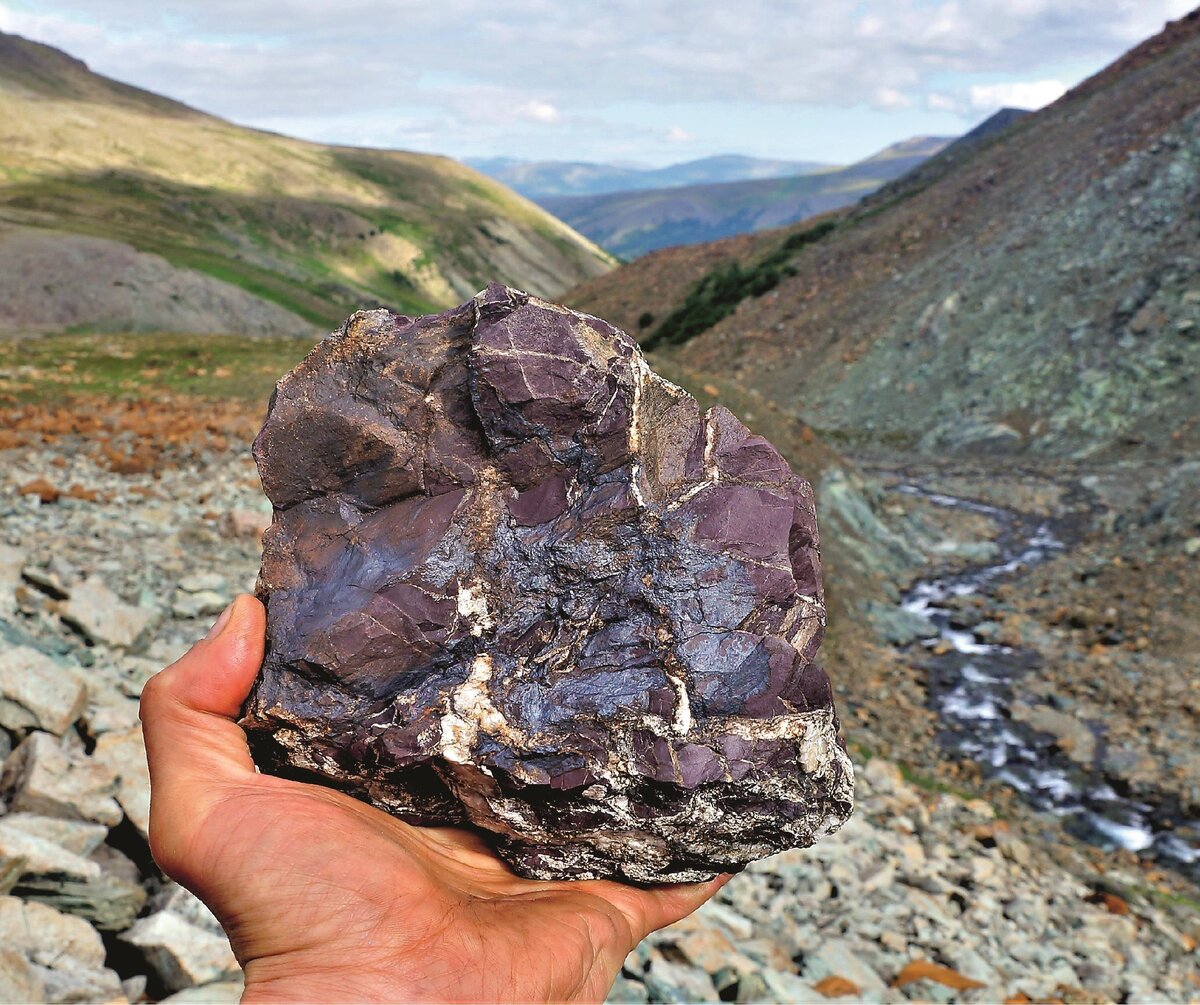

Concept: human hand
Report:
left=140, top=595, right=729, bottom=1003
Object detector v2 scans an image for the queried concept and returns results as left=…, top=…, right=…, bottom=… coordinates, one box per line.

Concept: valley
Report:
left=1, top=6, right=1198, bottom=1003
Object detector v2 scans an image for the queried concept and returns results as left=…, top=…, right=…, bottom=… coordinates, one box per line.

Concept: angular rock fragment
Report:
left=0, top=646, right=87, bottom=735
left=0, top=821, right=145, bottom=931
left=92, top=726, right=152, bottom=837
left=243, top=285, right=853, bottom=882
left=61, top=576, right=157, bottom=649
left=0, top=544, right=24, bottom=617
left=120, top=910, right=240, bottom=993
left=0, top=732, right=122, bottom=826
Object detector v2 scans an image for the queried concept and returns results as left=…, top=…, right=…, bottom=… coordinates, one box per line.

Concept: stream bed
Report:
left=896, top=484, right=1200, bottom=880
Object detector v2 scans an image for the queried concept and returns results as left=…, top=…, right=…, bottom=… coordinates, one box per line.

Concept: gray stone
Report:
left=642, top=954, right=719, bottom=1003
left=799, top=937, right=886, bottom=991
left=0, top=646, right=87, bottom=735
left=159, top=979, right=245, bottom=1004
left=35, top=963, right=125, bottom=1005
left=606, top=974, right=650, bottom=1004
left=0, top=544, right=24, bottom=617
left=92, top=726, right=151, bottom=836
left=736, top=969, right=825, bottom=1004
left=0, top=814, right=108, bottom=856
left=171, top=589, right=227, bottom=620
left=695, top=901, right=755, bottom=941
left=0, top=857, right=22, bottom=897
left=177, top=573, right=227, bottom=594
left=0, top=821, right=145, bottom=931
left=122, top=975, right=149, bottom=1003
left=153, top=884, right=225, bottom=935
left=61, top=576, right=157, bottom=649
left=81, top=677, right=141, bottom=737
left=0, top=822, right=101, bottom=885
left=0, top=731, right=122, bottom=825
left=0, top=895, right=107, bottom=968
left=1010, top=701, right=1096, bottom=765
left=120, top=911, right=240, bottom=993
left=865, top=603, right=938, bottom=646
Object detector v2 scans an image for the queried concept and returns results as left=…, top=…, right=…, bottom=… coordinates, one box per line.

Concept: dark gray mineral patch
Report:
left=241, top=283, right=854, bottom=882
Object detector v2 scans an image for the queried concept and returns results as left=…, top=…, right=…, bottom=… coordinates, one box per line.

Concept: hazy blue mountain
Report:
left=539, top=137, right=953, bottom=259
left=466, top=154, right=832, bottom=199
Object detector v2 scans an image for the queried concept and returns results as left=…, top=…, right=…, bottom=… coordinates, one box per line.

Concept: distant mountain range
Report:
left=536, top=137, right=953, bottom=259
left=0, top=31, right=612, bottom=337
left=466, top=154, right=832, bottom=199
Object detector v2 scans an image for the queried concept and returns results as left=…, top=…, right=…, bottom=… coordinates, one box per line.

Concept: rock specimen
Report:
left=242, top=284, right=853, bottom=882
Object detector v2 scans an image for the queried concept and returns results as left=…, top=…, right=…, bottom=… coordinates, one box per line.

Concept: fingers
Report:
left=158, top=594, right=267, bottom=718
left=140, top=594, right=266, bottom=876
left=592, top=872, right=733, bottom=945
left=633, top=873, right=733, bottom=937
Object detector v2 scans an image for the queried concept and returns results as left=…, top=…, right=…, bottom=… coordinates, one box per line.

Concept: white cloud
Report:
left=665, top=126, right=694, bottom=143
left=517, top=100, right=560, bottom=124
left=874, top=87, right=912, bottom=110
left=925, top=92, right=962, bottom=113
left=969, top=79, right=1068, bottom=112
left=0, top=0, right=1193, bottom=159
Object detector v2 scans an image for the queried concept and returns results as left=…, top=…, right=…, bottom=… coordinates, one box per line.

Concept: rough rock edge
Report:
left=242, top=285, right=854, bottom=883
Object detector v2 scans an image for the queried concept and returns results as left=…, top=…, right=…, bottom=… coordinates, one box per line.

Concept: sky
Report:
left=0, top=1, right=1194, bottom=167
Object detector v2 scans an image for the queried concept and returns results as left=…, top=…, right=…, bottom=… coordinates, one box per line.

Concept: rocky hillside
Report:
left=0, top=32, right=613, bottom=337
left=2, top=386, right=1198, bottom=1004
left=540, top=137, right=950, bottom=259
left=567, top=10, right=1200, bottom=458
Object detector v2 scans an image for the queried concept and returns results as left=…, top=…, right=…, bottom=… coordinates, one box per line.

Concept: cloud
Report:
left=925, top=92, right=962, bottom=113
left=969, top=79, right=1068, bottom=112
left=0, top=0, right=1193, bottom=160
left=665, top=126, right=694, bottom=143
left=517, top=100, right=561, bottom=124
left=874, top=87, right=912, bottom=110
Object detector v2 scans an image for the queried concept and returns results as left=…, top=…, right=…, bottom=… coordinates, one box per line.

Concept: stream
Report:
left=895, top=484, right=1200, bottom=880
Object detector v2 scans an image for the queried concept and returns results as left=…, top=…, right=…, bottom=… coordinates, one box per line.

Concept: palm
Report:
left=141, top=597, right=724, bottom=1004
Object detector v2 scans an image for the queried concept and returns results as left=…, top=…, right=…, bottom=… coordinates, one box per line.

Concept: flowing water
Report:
left=896, top=484, right=1200, bottom=879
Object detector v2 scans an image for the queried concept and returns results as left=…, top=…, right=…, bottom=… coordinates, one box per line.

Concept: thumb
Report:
left=140, top=594, right=266, bottom=880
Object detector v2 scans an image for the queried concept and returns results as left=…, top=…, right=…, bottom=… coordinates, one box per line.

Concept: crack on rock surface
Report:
left=242, top=284, right=854, bottom=882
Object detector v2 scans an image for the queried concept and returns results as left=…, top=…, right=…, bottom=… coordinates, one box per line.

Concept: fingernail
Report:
left=204, top=600, right=236, bottom=640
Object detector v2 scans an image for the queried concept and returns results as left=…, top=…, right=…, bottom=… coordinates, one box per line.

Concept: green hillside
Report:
left=0, top=31, right=614, bottom=336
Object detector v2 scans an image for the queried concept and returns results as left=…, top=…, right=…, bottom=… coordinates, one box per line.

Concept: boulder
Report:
left=243, top=287, right=853, bottom=882
left=0, top=645, right=87, bottom=735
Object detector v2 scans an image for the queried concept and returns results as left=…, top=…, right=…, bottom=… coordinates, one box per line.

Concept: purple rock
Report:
left=242, top=284, right=853, bottom=882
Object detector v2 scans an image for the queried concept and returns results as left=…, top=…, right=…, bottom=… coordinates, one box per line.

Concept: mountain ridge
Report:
left=541, top=137, right=951, bottom=259
left=0, top=30, right=613, bottom=337
left=466, top=153, right=833, bottom=199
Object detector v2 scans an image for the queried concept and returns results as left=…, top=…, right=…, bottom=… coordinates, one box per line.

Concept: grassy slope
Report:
left=0, top=32, right=613, bottom=330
